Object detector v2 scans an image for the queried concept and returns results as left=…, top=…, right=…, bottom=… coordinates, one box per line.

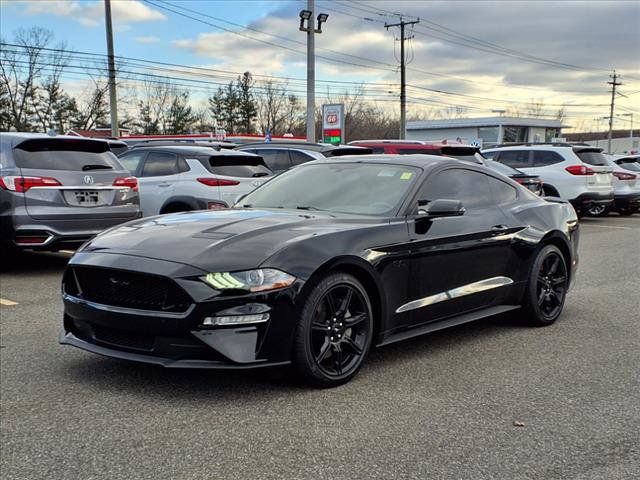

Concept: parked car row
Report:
left=3, top=133, right=639, bottom=258
left=482, top=143, right=640, bottom=217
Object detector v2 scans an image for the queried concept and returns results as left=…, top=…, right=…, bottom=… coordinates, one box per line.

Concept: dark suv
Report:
left=0, top=133, right=141, bottom=254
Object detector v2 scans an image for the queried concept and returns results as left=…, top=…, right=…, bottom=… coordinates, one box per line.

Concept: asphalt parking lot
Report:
left=1, top=215, right=639, bottom=480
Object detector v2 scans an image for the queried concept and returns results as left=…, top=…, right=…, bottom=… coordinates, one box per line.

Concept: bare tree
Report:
left=0, top=27, right=53, bottom=131
left=70, top=79, right=110, bottom=130
left=256, top=80, right=288, bottom=135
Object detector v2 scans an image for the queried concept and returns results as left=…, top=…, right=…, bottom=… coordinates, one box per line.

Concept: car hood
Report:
left=80, top=208, right=372, bottom=273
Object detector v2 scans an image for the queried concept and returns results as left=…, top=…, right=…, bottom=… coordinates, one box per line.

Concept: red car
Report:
left=348, top=140, right=484, bottom=164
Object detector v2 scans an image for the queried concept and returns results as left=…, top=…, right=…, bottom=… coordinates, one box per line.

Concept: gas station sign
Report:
left=322, top=104, right=345, bottom=144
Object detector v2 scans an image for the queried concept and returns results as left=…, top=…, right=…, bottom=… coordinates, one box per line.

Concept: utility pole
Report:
left=607, top=71, right=622, bottom=154
left=104, top=0, right=119, bottom=137
left=385, top=18, right=419, bottom=139
left=299, top=2, right=328, bottom=143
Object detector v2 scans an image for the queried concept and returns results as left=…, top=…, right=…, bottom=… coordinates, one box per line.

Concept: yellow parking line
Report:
left=0, top=298, right=18, bottom=306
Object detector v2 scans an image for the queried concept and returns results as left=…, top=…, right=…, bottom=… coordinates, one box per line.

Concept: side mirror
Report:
left=418, top=198, right=465, bottom=218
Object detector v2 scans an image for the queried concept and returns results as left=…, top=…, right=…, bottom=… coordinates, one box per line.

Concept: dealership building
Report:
left=406, top=117, right=567, bottom=146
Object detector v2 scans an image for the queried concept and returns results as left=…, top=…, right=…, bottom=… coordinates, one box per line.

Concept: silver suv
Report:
left=482, top=143, right=614, bottom=215
left=0, top=133, right=141, bottom=254
left=117, top=146, right=272, bottom=216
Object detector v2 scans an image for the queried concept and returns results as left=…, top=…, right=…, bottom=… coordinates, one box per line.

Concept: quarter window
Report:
left=488, top=176, right=518, bottom=204
left=532, top=151, right=564, bottom=167
left=289, top=150, right=315, bottom=166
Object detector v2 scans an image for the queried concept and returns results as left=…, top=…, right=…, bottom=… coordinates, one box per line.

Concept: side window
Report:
left=256, top=149, right=291, bottom=172
left=482, top=150, right=498, bottom=161
left=177, top=156, right=190, bottom=172
left=420, top=169, right=492, bottom=209
left=532, top=150, right=564, bottom=167
left=289, top=150, right=315, bottom=167
left=488, top=176, right=518, bottom=204
left=118, top=151, right=146, bottom=174
left=141, top=152, right=179, bottom=177
left=497, top=150, right=530, bottom=168
left=370, top=147, right=385, bottom=154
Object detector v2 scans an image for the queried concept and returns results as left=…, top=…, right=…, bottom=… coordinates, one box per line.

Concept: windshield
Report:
left=616, top=161, right=640, bottom=172
left=14, top=138, right=122, bottom=171
left=575, top=150, right=608, bottom=166
left=239, top=163, right=421, bottom=216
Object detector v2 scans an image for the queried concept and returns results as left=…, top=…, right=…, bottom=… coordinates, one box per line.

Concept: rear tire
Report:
left=292, top=273, right=374, bottom=388
left=521, top=245, right=568, bottom=327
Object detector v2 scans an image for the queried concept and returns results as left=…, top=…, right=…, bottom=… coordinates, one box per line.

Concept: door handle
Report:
left=491, top=225, right=509, bottom=233
left=158, top=183, right=171, bottom=187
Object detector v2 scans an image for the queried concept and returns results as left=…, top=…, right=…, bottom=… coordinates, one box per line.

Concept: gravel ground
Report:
left=1, top=214, right=639, bottom=480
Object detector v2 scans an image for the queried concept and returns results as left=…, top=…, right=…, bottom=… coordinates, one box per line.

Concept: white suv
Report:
left=482, top=144, right=614, bottom=216
left=118, top=146, right=272, bottom=216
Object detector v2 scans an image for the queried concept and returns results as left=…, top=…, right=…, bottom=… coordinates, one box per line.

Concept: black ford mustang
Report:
left=61, top=155, right=579, bottom=387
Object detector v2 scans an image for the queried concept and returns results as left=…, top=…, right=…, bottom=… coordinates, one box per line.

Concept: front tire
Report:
left=293, top=273, right=374, bottom=388
left=521, top=245, right=568, bottom=326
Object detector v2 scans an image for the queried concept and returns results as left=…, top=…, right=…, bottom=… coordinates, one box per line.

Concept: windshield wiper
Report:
left=252, top=172, right=270, bottom=177
left=82, top=164, right=113, bottom=171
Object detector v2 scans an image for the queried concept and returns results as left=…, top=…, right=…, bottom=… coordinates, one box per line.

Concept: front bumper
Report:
left=60, top=253, right=302, bottom=369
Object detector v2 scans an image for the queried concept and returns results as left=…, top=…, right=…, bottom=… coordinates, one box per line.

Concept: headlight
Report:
left=203, top=269, right=296, bottom=293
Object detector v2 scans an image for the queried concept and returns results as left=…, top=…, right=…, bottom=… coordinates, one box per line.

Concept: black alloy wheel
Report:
left=293, top=273, right=373, bottom=387
left=587, top=204, right=609, bottom=217
left=522, top=244, right=568, bottom=326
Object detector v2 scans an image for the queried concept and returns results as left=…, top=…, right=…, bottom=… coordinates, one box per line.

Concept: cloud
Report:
left=135, top=36, right=161, bottom=44
left=15, top=0, right=166, bottom=27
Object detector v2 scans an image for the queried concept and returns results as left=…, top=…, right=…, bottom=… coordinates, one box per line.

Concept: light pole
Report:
left=620, top=113, right=633, bottom=150
left=299, top=2, right=328, bottom=143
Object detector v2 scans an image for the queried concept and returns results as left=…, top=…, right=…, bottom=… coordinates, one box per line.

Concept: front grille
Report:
left=68, top=266, right=192, bottom=313
left=93, top=325, right=155, bottom=351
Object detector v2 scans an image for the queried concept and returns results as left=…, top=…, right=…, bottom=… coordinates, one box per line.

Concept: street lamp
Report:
left=299, top=1, right=328, bottom=143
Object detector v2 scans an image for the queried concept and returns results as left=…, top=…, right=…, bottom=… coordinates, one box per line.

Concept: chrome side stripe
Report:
left=395, top=276, right=514, bottom=313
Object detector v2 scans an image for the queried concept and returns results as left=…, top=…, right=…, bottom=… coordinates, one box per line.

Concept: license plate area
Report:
left=64, top=190, right=108, bottom=207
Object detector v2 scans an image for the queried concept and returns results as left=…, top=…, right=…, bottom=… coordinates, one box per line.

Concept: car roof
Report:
left=309, top=153, right=459, bottom=170
left=0, top=132, right=118, bottom=148
left=121, top=145, right=259, bottom=156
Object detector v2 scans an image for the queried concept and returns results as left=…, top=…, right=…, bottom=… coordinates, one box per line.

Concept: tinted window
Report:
left=13, top=138, right=121, bottom=171
left=289, top=150, right=315, bottom=166
left=488, top=176, right=517, bottom=204
left=498, top=150, right=530, bottom=168
left=241, top=163, right=420, bottom=216
left=206, top=156, right=271, bottom=177
left=141, top=152, right=179, bottom=177
left=482, top=150, right=498, bottom=161
left=575, top=150, right=608, bottom=166
left=616, top=161, right=640, bottom=172
left=255, top=149, right=291, bottom=172
left=118, top=151, right=146, bottom=173
left=532, top=150, right=564, bottom=167
left=485, top=159, right=520, bottom=176
left=421, top=169, right=492, bottom=209
left=370, top=147, right=385, bottom=154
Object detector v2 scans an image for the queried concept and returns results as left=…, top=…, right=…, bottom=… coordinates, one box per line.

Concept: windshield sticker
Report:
left=400, top=172, right=414, bottom=180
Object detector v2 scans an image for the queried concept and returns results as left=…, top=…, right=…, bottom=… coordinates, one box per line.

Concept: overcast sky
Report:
left=1, top=0, right=638, bottom=131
